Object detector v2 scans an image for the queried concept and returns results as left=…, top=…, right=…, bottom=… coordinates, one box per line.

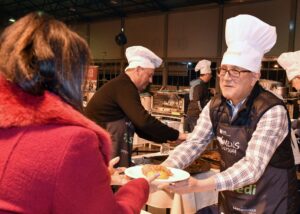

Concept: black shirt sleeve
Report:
left=115, top=78, right=179, bottom=143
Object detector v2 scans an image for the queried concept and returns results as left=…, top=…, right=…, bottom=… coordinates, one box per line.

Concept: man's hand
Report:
left=175, top=132, right=188, bottom=143
left=157, top=177, right=198, bottom=194
left=159, top=176, right=216, bottom=194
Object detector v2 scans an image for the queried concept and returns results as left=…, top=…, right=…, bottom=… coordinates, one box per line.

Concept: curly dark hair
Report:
left=0, top=12, right=91, bottom=111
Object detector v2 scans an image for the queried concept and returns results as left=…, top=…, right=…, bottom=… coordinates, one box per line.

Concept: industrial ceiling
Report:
left=0, top=0, right=268, bottom=27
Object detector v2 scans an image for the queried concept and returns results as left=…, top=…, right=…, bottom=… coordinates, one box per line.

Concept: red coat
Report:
left=0, top=75, right=149, bottom=214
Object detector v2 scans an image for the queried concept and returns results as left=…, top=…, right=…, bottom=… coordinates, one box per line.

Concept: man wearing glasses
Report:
left=162, top=14, right=298, bottom=213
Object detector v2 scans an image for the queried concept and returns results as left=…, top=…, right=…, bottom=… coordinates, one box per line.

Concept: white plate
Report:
left=125, top=165, right=190, bottom=183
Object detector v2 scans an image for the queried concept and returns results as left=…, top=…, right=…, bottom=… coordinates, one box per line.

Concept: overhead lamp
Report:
left=9, top=18, right=16, bottom=23
left=110, top=0, right=119, bottom=4
left=115, top=0, right=127, bottom=46
left=69, top=7, right=76, bottom=12
left=115, top=27, right=127, bottom=46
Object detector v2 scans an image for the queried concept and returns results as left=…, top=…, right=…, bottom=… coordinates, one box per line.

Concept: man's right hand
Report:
left=176, top=132, right=187, bottom=143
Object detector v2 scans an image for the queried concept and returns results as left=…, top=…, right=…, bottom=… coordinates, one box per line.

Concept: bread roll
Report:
left=142, top=164, right=173, bottom=179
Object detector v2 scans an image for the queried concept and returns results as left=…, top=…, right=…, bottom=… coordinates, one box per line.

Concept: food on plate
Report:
left=142, top=164, right=173, bottom=179
left=184, top=158, right=211, bottom=174
left=201, top=150, right=221, bottom=162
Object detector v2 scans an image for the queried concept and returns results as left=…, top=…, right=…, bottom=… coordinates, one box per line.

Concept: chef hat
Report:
left=221, top=14, right=277, bottom=73
left=195, top=59, right=211, bottom=74
left=125, top=46, right=162, bottom=71
left=277, top=50, right=300, bottom=81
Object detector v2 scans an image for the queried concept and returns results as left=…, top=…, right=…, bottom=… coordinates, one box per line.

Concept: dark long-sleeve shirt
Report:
left=85, top=72, right=179, bottom=143
left=186, top=79, right=210, bottom=118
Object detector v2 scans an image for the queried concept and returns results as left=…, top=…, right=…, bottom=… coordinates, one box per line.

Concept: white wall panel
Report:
left=168, top=8, right=219, bottom=58
left=223, top=0, right=290, bottom=56
left=125, top=15, right=165, bottom=57
left=70, top=23, right=89, bottom=44
left=90, top=20, right=121, bottom=59
left=70, top=0, right=297, bottom=59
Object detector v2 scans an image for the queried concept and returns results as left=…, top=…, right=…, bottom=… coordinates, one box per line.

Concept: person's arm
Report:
left=163, top=105, right=289, bottom=194
left=214, top=105, right=288, bottom=191
left=162, top=103, right=214, bottom=168
left=53, top=129, right=149, bottom=214
left=116, top=82, right=179, bottom=142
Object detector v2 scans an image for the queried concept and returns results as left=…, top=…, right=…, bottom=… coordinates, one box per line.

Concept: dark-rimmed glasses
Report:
left=217, top=67, right=251, bottom=79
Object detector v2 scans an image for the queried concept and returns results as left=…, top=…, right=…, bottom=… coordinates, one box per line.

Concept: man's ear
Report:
left=251, top=72, right=261, bottom=86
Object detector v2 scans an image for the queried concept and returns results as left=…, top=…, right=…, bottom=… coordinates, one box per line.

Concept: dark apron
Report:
left=217, top=124, right=297, bottom=214
left=104, top=118, right=135, bottom=167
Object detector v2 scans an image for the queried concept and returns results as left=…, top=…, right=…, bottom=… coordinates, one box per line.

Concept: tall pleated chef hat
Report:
left=125, top=46, right=162, bottom=71
left=221, top=14, right=277, bottom=73
left=277, top=50, right=300, bottom=81
left=195, top=59, right=212, bottom=74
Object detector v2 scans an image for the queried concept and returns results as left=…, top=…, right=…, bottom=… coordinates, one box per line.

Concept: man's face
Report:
left=202, top=73, right=212, bottom=82
left=291, top=76, right=300, bottom=90
left=136, top=67, right=154, bottom=91
left=218, top=64, right=260, bottom=105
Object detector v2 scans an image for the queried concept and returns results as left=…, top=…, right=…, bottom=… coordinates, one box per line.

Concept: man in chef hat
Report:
left=277, top=50, right=300, bottom=170
left=124, top=46, right=162, bottom=91
left=86, top=46, right=186, bottom=167
left=185, top=59, right=212, bottom=132
left=163, top=15, right=298, bottom=213
left=278, top=50, right=300, bottom=90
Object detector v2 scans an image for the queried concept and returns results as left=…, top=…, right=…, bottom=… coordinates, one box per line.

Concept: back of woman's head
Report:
left=0, top=12, right=91, bottom=111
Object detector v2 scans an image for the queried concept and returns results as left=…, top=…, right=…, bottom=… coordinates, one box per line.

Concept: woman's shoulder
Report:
left=23, top=124, right=101, bottom=153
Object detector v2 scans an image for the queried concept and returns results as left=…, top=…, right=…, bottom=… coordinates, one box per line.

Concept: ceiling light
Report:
left=110, top=0, right=118, bottom=5
left=69, top=7, right=76, bottom=12
left=115, top=31, right=127, bottom=46
left=9, top=18, right=15, bottom=23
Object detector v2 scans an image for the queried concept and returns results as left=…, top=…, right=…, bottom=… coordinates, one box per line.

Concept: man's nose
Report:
left=223, top=71, right=232, bottom=80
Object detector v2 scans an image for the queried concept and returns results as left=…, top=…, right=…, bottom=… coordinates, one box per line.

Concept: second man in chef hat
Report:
left=278, top=50, right=300, bottom=90
left=163, top=14, right=298, bottom=213
left=185, top=59, right=212, bottom=132
left=277, top=50, right=300, bottom=167
left=85, top=46, right=187, bottom=167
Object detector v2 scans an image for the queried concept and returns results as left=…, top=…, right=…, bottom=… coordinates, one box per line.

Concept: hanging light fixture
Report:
left=115, top=0, right=127, bottom=46
left=115, top=25, right=127, bottom=46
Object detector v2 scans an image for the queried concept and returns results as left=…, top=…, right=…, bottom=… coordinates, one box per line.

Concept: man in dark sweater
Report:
left=85, top=46, right=187, bottom=167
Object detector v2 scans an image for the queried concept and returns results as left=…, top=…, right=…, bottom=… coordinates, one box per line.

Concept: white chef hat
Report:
left=125, top=46, right=162, bottom=71
left=195, top=59, right=212, bottom=74
left=221, top=14, right=277, bottom=73
left=277, top=50, right=300, bottom=81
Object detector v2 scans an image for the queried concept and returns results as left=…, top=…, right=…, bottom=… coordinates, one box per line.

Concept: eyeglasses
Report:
left=217, top=67, right=251, bottom=78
